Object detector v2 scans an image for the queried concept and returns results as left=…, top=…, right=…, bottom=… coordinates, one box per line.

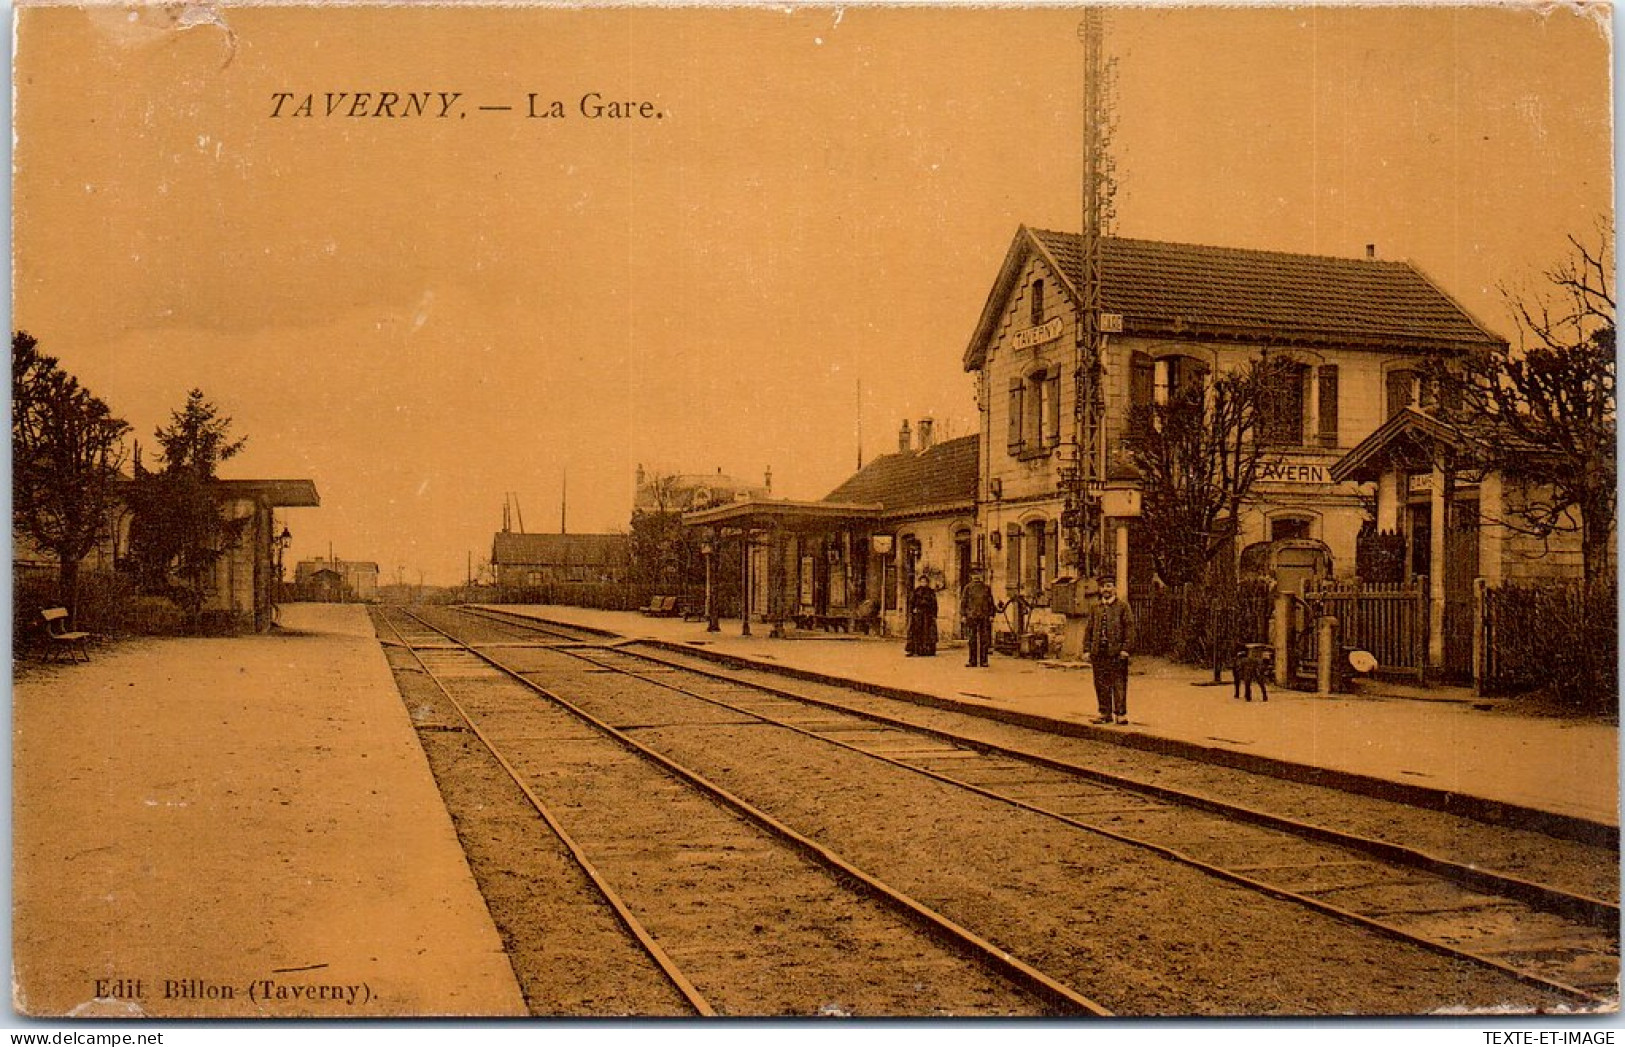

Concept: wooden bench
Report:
left=793, top=613, right=852, bottom=633
left=41, top=608, right=90, bottom=663
left=640, top=596, right=680, bottom=618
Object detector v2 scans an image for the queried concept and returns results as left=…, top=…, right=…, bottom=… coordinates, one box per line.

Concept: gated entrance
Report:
left=1298, top=579, right=1430, bottom=684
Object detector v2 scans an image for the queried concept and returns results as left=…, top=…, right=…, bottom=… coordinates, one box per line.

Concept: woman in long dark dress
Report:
left=905, top=578, right=938, bottom=656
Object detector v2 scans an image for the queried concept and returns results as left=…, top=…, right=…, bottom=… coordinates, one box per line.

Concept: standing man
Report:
left=959, top=565, right=996, bottom=668
left=1086, top=577, right=1136, bottom=724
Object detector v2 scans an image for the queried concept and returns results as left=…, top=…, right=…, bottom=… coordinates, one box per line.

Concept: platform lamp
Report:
left=272, top=524, right=293, bottom=604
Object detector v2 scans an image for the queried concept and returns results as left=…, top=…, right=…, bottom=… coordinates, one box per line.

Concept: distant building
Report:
left=490, top=532, right=629, bottom=590
left=293, top=556, right=379, bottom=603
left=634, top=464, right=771, bottom=514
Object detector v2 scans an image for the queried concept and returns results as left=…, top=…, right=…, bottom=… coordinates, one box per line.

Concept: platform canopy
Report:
left=682, top=498, right=884, bottom=531
left=216, top=479, right=321, bottom=507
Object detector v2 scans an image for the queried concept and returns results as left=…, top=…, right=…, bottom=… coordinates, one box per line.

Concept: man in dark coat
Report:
left=959, top=566, right=997, bottom=667
left=1086, top=577, right=1136, bottom=724
left=905, top=574, right=938, bottom=656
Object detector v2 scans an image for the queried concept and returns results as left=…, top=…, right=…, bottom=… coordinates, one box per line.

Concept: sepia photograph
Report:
left=9, top=0, right=1619, bottom=1027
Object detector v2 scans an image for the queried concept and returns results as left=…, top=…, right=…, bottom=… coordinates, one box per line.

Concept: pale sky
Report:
left=12, top=3, right=1614, bottom=585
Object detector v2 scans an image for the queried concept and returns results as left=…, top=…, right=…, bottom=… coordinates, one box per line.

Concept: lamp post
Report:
left=272, top=524, right=293, bottom=608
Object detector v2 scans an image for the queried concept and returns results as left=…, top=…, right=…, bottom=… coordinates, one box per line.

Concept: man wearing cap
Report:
left=959, top=565, right=997, bottom=668
left=1086, top=577, right=1136, bottom=724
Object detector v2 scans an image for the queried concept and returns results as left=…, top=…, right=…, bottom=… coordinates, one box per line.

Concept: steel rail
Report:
left=466, top=606, right=1618, bottom=927
left=396, top=607, right=1112, bottom=1017
left=453, top=605, right=1617, bottom=1007
left=376, top=609, right=717, bottom=1016
left=478, top=608, right=1619, bottom=922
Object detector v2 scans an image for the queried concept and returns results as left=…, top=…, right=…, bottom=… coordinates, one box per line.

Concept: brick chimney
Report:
left=917, top=417, right=935, bottom=451
left=898, top=420, right=912, bottom=454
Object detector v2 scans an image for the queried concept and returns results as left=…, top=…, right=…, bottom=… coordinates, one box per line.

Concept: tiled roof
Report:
left=490, top=532, right=629, bottom=567
left=965, top=228, right=1504, bottom=370
left=822, top=435, right=978, bottom=514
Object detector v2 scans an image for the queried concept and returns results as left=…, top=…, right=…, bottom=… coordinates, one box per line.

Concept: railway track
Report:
left=378, top=605, right=1617, bottom=1014
left=376, top=606, right=1102, bottom=1017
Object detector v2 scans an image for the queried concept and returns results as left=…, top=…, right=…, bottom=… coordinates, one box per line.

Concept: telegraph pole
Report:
left=1064, top=9, right=1117, bottom=583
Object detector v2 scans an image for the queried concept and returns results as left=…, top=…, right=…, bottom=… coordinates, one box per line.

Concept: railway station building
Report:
left=683, top=226, right=1580, bottom=671
left=682, top=421, right=977, bottom=638
left=15, top=476, right=318, bottom=635
left=964, top=227, right=1509, bottom=648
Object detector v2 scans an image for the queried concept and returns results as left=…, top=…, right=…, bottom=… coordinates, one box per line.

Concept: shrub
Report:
left=1485, top=580, right=1617, bottom=714
left=11, top=568, right=187, bottom=646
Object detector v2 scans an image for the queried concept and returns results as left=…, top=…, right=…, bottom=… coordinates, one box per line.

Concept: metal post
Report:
left=740, top=531, right=752, bottom=637
left=704, top=540, right=719, bottom=632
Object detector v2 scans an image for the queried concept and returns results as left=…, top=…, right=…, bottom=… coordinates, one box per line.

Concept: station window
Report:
left=1386, top=369, right=1420, bottom=419
left=1130, top=353, right=1208, bottom=435
left=1270, top=517, right=1313, bottom=541
left=1031, top=279, right=1045, bottom=325
left=1010, top=367, right=1061, bottom=455
left=1260, top=359, right=1310, bottom=445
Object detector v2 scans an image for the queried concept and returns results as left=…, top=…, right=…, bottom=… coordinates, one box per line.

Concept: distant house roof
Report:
left=635, top=470, right=770, bottom=512
left=490, top=532, right=629, bottom=567
left=964, top=228, right=1506, bottom=371
left=822, top=435, right=978, bottom=516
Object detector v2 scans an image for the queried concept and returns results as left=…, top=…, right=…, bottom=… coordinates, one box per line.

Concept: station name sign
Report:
left=1011, top=317, right=1064, bottom=350
left=1259, top=461, right=1329, bottom=484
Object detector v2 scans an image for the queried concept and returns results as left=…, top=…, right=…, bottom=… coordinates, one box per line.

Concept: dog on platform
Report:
left=1233, top=644, right=1272, bottom=702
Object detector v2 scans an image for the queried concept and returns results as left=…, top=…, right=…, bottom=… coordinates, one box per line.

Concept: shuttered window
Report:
left=1007, top=378, right=1025, bottom=454
left=1129, top=352, right=1155, bottom=435
left=1045, top=366, right=1062, bottom=447
left=1317, top=365, right=1340, bottom=447
left=1260, top=361, right=1309, bottom=445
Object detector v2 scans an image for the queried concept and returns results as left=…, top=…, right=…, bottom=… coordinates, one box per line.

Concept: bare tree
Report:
left=1124, top=358, right=1287, bottom=587
left=629, top=470, right=692, bottom=591
left=11, top=331, right=131, bottom=618
left=1429, top=223, right=1615, bottom=587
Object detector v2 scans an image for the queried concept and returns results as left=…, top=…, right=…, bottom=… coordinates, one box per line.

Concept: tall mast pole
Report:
left=1070, top=8, right=1116, bottom=582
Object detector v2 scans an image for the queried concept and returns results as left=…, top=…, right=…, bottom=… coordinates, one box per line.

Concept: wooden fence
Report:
left=1303, top=578, right=1429, bottom=682
left=1135, top=580, right=1272, bottom=668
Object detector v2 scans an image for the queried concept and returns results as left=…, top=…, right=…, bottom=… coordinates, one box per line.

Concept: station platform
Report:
left=11, top=603, right=527, bottom=1019
left=485, top=604, right=1620, bottom=834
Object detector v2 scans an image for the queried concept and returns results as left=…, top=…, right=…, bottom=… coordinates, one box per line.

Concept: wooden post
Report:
left=1472, top=576, right=1487, bottom=695
left=843, top=530, right=855, bottom=632
left=1272, top=590, right=1292, bottom=687
left=1428, top=459, right=1447, bottom=673
left=1316, top=614, right=1338, bottom=695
